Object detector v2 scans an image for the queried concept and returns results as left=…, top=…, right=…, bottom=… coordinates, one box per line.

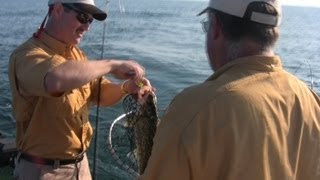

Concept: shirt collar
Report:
left=36, top=32, right=74, bottom=57
left=207, top=55, right=283, bottom=81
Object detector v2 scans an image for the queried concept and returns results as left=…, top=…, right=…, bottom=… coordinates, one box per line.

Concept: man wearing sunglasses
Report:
left=141, top=0, right=320, bottom=179
left=8, top=0, right=153, bottom=179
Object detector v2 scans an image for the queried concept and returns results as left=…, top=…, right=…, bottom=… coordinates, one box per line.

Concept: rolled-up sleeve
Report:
left=14, top=50, right=65, bottom=97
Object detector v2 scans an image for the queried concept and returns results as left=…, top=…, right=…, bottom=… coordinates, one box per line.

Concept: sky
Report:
left=282, top=0, right=320, bottom=7
left=193, top=0, right=320, bottom=8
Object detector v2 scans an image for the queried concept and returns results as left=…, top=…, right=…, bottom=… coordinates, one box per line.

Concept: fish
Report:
left=108, top=92, right=160, bottom=177
left=128, top=92, right=159, bottom=174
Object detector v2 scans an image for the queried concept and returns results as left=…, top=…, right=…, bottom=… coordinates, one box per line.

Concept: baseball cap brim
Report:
left=65, top=3, right=107, bottom=21
left=197, top=7, right=210, bottom=16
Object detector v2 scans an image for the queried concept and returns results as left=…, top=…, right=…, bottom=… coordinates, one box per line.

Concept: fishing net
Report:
left=107, top=93, right=160, bottom=178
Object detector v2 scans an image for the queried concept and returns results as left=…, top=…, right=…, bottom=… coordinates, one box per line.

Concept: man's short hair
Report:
left=211, top=2, right=280, bottom=49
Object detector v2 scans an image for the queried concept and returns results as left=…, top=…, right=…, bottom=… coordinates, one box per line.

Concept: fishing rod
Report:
left=92, top=0, right=110, bottom=179
left=293, top=59, right=315, bottom=90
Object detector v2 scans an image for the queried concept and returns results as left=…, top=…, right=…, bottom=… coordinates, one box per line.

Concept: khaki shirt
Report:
left=141, top=56, right=320, bottom=180
left=9, top=32, right=108, bottom=159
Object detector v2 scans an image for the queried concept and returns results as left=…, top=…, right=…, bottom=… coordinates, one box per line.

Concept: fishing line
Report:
left=92, top=0, right=110, bottom=179
left=307, top=61, right=314, bottom=90
left=293, top=59, right=315, bottom=90
left=118, top=0, right=126, bottom=17
left=92, top=0, right=130, bottom=178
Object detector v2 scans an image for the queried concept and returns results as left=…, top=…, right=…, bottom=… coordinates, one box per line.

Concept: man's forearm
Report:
left=44, top=60, right=113, bottom=94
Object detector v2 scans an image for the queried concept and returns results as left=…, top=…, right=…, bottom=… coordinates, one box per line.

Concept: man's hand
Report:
left=109, top=60, right=145, bottom=81
left=123, top=78, right=156, bottom=104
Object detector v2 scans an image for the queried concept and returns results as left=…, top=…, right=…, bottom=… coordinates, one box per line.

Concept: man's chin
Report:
left=68, top=38, right=81, bottom=46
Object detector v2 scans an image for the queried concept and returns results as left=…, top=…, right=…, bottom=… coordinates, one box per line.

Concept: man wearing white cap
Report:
left=141, top=0, right=320, bottom=179
left=9, top=0, right=153, bottom=179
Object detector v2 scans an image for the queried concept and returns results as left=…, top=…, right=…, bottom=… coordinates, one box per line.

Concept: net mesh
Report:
left=107, top=93, right=160, bottom=177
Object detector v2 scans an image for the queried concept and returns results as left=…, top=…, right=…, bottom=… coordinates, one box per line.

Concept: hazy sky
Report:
left=195, top=0, right=320, bottom=8
left=282, top=0, right=320, bottom=7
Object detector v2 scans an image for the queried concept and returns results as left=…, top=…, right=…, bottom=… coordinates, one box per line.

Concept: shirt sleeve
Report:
left=14, top=49, right=65, bottom=97
left=140, top=109, right=191, bottom=180
left=140, top=91, right=234, bottom=180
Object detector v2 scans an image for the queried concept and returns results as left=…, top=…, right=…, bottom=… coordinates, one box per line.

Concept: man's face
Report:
left=206, top=13, right=219, bottom=71
left=58, top=5, right=93, bottom=45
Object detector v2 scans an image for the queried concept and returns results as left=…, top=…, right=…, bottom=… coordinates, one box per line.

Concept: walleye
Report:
left=130, top=93, right=159, bottom=174
left=108, top=92, right=160, bottom=177
left=124, top=92, right=159, bottom=174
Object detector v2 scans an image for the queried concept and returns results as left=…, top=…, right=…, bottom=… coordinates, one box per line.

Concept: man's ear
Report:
left=211, top=15, right=221, bottom=40
left=52, top=3, right=64, bottom=18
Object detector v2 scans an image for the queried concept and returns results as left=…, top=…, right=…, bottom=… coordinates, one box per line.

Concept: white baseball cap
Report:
left=48, top=0, right=107, bottom=21
left=198, top=0, right=281, bottom=26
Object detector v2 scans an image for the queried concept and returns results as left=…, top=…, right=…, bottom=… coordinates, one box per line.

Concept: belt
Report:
left=19, top=152, right=84, bottom=166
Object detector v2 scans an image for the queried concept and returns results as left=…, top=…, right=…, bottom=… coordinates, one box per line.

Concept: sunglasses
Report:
left=63, top=4, right=94, bottom=24
left=200, top=18, right=210, bottom=33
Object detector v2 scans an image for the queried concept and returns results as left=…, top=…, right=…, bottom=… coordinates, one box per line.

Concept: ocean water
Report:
left=0, top=0, right=319, bottom=179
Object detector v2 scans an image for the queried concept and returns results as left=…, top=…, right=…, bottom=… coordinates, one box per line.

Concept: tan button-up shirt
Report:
left=141, top=56, right=320, bottom=180
left=9, top=32, right=108, bottom=159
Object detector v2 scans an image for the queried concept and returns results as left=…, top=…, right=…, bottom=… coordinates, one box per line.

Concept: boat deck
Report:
left=0, top=131, right=16, bottom=179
